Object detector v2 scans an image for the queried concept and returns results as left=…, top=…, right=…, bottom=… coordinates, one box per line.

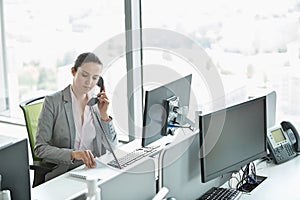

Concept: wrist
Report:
left=71, top=151, right=75, bottom=160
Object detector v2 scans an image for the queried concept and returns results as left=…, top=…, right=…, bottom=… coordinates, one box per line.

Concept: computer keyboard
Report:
left=197, top=187, right=242, bottom=200
left=107, top=145, right=160, bottom=169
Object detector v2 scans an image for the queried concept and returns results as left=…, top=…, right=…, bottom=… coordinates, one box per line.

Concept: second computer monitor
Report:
left=0, top=136, right=31, bottom=200
left=142, top=74, right=192, bottom=147
left=199, top=96, right=267, bottom=183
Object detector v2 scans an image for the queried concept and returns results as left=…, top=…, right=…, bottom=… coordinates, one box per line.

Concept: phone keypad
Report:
left=274, top=144, right=296, bottom=163
left=284, top=144, right=296, bottom=156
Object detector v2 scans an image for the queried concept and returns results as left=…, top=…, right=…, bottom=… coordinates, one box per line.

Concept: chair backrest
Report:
left=19, top=96, right=45, bottom=161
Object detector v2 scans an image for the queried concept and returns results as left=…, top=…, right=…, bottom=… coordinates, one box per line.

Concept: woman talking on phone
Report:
left=34, top=52, right=118, bottom=181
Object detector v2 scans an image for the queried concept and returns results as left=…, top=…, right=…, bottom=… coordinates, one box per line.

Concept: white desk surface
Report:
left=32, top=129, right=300, bottom=199
left=31, top=140, right=141, bottom=200
left=234, top=155, right=300, bottom=200
left=31, top=129, right=191, bottom=200
left=32, top=157, right=157, bottom=200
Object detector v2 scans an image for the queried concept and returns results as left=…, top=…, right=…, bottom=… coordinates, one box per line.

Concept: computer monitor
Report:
left=0, top=136, right=31, bottom=200
left=199, top=96, right=267, bottom=183
left=142, top=74, right=192, bottom=147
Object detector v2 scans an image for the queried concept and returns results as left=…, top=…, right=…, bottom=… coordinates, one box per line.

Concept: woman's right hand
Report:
left=71, top=150, right=96, bottom=168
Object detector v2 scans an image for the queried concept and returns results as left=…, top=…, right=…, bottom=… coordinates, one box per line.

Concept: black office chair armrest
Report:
left=30, top=161, right=58, bottom=172
left=30, top=161, right=58, bottom=187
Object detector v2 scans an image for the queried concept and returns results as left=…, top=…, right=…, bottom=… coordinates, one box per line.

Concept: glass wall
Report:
left=142, top=0, right=300, bottom=126
left=1, top=0, right=131, bottom=139
left=2, top=0, right=300, bottom=139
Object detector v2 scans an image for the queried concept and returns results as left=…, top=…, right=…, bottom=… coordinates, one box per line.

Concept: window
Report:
left=1, top=0, right=132, bottom=140
left=142, top=0, right=300, bottom=124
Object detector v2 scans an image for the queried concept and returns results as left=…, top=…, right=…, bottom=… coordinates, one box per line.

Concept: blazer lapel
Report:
left=62, top=85, right=76, bottom=148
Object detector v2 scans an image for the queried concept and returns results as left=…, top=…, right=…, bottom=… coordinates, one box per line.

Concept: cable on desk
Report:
left=236, top=163, right=256, bottom=190
left=228, top=175, right=239, bottom=189
left=256, top=156, right=271, bottom=166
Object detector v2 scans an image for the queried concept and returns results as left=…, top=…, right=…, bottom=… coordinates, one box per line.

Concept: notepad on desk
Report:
left=69, top=159, right=116, bottom=180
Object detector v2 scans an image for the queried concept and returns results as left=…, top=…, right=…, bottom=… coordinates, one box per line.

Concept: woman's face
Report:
left=72, top=62, right=102, bottom=95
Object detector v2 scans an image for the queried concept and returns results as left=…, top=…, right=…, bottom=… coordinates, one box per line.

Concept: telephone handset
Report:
left=267, top=121, right=300, bottom=164
left=97, top=76, right=104, bottom=92
left=280, top=121, right=300, bottom=152
left=87, top=77, right=104, bottom=106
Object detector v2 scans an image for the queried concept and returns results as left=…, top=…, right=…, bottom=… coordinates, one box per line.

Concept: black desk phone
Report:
left=267, top=121, right=300, bottom=164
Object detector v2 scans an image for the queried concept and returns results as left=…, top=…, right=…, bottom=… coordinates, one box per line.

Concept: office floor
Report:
left=0, top=122, right=34, bottom=186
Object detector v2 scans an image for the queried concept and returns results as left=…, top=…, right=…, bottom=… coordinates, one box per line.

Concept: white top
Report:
left=71, top=88, right=96, bottom=151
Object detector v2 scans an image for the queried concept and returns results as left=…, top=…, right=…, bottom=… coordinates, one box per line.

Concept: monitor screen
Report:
left=142, top=74, right=192, bottom=147
left=0, top=136, right=31, bottom=200
left=199, top=96, right=267, bottom=183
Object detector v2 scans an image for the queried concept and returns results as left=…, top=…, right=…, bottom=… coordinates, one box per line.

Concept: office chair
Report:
left=19, top=96, right=57, bottom=187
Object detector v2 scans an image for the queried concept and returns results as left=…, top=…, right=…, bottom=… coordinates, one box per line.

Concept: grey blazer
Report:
left=34, top=85, right=118, bottom=166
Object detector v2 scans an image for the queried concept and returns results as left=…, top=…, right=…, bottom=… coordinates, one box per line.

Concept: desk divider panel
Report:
left=100, top=158, right=156, bottom=200
left=158, top=132, right=230, bottom=199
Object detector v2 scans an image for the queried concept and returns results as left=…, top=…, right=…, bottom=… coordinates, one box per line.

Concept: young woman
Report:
left=34, top=52, right=117, bottom=181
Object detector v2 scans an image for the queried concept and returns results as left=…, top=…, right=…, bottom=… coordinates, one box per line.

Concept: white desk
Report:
left=237, top=155, right=300, bottom=200
left=159, top=131, right=300, bottom=199
left=31, top=128, right=193, bottom=200
left=31, top=140, right=156, bottom=200
left=32, top=157, right=156, bottom=200
left=32, top=135, right=300, bottom=199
